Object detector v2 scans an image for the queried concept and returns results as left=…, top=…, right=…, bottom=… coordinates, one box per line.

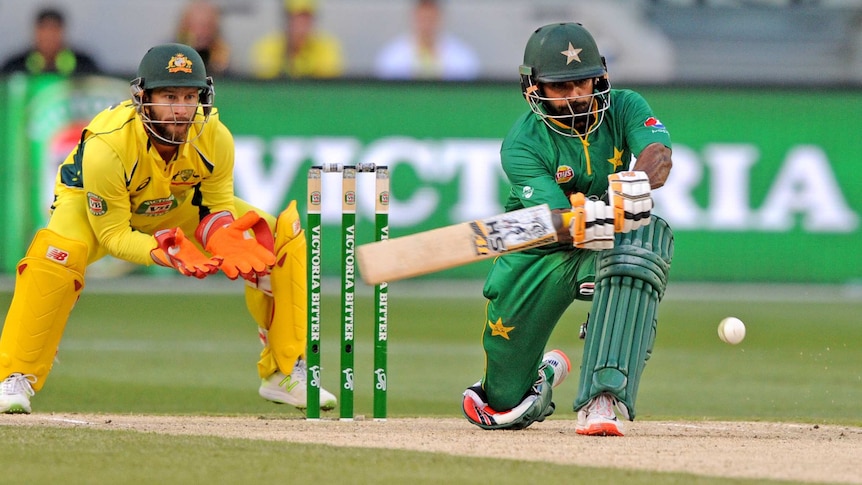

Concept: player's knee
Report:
left=275, top=201, right=302, bottom=244
left=25, top=229, right=89, bottom=273
left=599, top=216, right=673, bottom=296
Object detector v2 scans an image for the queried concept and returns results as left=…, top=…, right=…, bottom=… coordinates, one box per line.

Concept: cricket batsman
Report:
left=461, top=23, right=674, bottom=435
left=0, top=43, right=336, bottom=414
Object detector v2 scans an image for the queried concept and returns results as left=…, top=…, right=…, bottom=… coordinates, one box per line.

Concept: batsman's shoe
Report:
left=576, top=392, right=624, bottom=437
left=259, top=359, right=337, bottom=411
left=0, top=373, right=37, bottom=414
left=462, top=372, right=556, bottom=431
left=542, top=349, right=571, bottom=388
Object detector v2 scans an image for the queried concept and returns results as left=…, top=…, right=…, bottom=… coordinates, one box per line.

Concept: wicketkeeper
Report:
left=461, top=22, right=674, bottom=435
left=0, top=43, right=336, bottom=414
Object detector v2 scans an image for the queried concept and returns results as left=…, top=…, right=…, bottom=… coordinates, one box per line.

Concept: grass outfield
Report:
left=1, top=279, right=860, bottom=483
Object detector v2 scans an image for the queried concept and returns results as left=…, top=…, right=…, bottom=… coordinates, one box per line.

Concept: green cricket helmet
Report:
left=130, top=43, right=214, bottom=144
left=519, top=23, right=611, bottom=137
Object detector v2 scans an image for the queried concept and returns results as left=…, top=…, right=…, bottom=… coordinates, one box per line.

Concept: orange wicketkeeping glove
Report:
left=195, top=210, right=276, bottom=281
left=151, top=227, right=222, bottom=279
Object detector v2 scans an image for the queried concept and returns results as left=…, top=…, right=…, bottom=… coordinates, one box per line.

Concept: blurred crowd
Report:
left=5, top=0, right=858, bottom=84
left=2, top=0, right=485, bottom=81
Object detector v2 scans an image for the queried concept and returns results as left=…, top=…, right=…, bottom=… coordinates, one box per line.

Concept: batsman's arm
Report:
left=632, top=142, right=672, bottom=189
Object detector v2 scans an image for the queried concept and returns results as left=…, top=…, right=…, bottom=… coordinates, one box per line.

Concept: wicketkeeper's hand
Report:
left=565, top=193, right=614, bottom=250
left=151, top=227, right=222, bottom=279
left=608, top=171, right=652, bottom=233
left=196, top=211, right=276, bottom=281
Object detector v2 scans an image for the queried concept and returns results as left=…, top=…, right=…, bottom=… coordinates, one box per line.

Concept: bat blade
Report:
left=357, top=204, right=560, bottom=285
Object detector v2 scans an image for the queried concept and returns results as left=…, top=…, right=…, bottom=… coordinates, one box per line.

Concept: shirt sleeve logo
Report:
left=87, top=192, right=107, bottom=216
left=644, top=117, right=667, bottom=131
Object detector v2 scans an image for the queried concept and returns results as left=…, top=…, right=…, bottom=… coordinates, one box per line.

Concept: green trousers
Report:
left=480, top=216, right=673, bottom=415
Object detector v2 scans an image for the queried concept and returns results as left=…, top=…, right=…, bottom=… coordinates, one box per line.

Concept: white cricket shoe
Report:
left=0, top=373, right=37, bottom=414
left=259, top=358, right=337, bottom=411
left=576, top=392, right=624, bottom=436
left=542, top=349, right=571, bottom=388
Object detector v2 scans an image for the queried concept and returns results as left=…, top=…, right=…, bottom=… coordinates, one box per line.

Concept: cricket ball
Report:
left=718, top=317, right=746, bottom=345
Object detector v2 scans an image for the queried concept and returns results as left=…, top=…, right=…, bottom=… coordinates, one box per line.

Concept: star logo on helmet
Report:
left=561, top=43, right=582, bottom=65
left=166, top=53, right=193, bottom=73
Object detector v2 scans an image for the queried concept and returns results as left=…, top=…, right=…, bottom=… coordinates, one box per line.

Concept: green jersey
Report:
left=500, top=89, right=671, bottom=212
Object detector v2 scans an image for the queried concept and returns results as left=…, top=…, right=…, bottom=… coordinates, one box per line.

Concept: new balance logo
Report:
left=279, top=375, right=300, bottom=392
left=46, top=246, right=71, bottom=265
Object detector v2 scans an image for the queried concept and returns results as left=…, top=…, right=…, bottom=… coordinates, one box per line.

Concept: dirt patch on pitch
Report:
left=5, top=414, right=861, bottom=483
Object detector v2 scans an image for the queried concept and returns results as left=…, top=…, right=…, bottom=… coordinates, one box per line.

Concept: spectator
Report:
left=175, top=0, right=231, bottom=77
left=249, top=0, right=344, bottom=79
left=374, top=0, right=480, bottom=81
left=1, top=7, right=100, bottom=76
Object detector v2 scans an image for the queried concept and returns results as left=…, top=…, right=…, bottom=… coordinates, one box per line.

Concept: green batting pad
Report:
left=573, top=216, right=674, bottom=419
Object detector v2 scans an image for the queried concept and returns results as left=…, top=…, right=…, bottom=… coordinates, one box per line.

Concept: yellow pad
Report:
left=250, top=201, right=307, bottom=378
left=0, top=229, right=87, bottom=390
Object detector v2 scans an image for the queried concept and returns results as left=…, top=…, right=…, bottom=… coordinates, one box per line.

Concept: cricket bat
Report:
left=357, top=204, right=564, bottom=285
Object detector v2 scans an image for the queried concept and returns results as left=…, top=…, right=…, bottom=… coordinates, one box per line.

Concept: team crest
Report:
left=166, top=53, right=193, bottom=73
left=560, top=42, right=582, bottom=65
left=555, top=165, right=574, bottom=184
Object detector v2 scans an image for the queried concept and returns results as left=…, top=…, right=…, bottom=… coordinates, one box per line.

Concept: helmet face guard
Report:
left=519, top=23, right=611, bottom=138
left=130, top=43, right=214, bottom=145
left=520, top=67, right=610, bottom=138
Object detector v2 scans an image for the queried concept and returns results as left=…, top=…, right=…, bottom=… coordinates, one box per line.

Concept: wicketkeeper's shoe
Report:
left=542, top=349, right=571, bottom=388
left=259, top=358, right=337, bottom=411
left=0, top=373, right=37, bottom=414
left=576, top=392, right=624, bottom=436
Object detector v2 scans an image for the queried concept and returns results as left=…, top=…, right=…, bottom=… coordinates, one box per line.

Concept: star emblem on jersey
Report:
left=607, top=147, right=624, bottom=170
left=560, top=42, right=583, bottom=65
left=488, top=318, right=514, bottom=340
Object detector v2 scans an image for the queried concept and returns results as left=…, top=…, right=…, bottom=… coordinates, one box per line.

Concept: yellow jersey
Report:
left=54, top=100, right=236, bottom=265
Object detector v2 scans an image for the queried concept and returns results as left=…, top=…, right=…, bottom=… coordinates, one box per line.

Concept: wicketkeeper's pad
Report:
left=0, top=229, right=87, bottom=390
left=245, top=201, right=307, bottom=378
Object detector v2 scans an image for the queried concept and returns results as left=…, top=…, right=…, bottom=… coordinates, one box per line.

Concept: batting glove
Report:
left=151, top=227, right=221, bottom=279
left=196, top=211, right=276, bottom=281
left=608, top=171, right=652, bottom=233
left=566, top=193, right=614, bottom=250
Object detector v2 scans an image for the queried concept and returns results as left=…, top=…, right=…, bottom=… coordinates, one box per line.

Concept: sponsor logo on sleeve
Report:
left=87, top=192, right=107, bottom=216
left=644, top=117, right=667, bottom=132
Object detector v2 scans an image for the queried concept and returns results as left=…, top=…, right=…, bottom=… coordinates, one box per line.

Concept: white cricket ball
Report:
left=718, top=317, right=746, bottom=345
